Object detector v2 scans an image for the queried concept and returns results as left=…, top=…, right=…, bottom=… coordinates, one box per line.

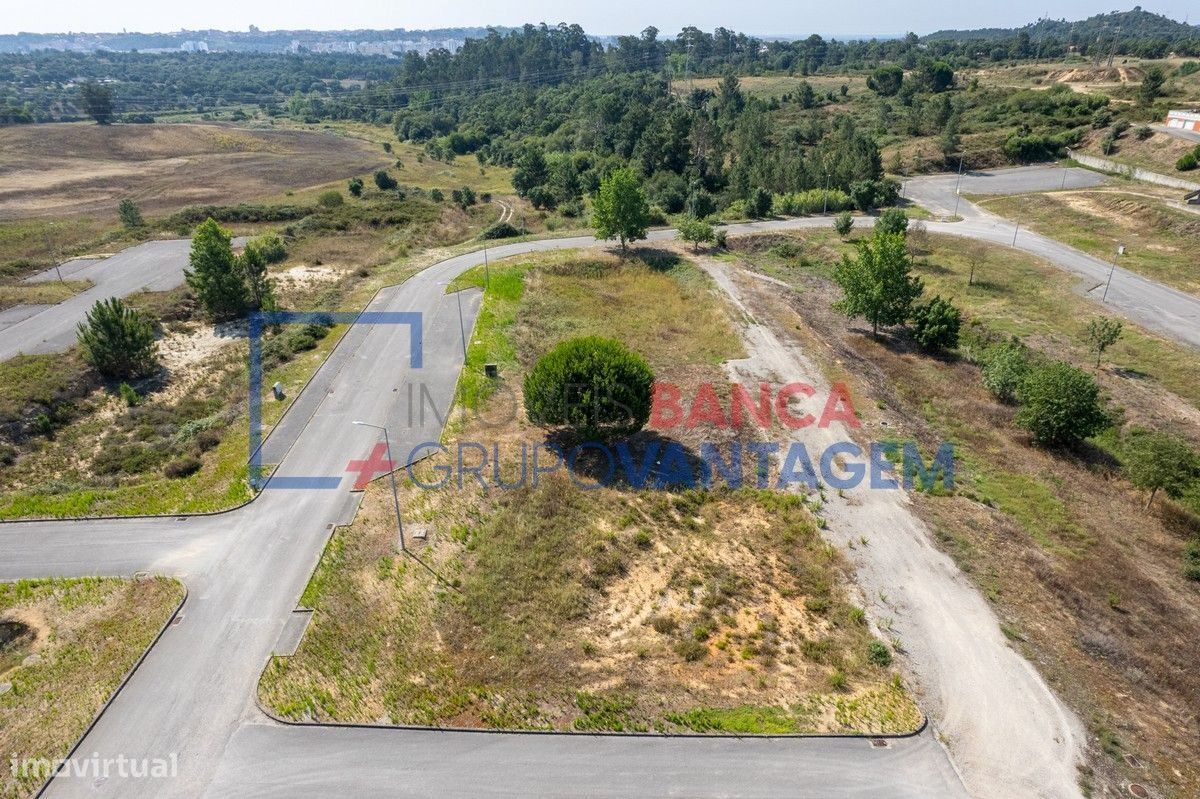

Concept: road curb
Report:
left=31, top=578, right=188, bottom=798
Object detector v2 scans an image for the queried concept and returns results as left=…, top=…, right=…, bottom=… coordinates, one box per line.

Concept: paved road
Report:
left=903, top=165, right=1200, bottom=348
left=1, top=237, right=245, bottom=362
left=9, top=170, right=1189, bottom=798
left=1152, top=123, right=1200, bottom=144
left=0, top=231, right=970, bottom=799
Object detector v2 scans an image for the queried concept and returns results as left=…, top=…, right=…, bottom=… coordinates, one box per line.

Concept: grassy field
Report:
left=978, top=190, right=1200, bottom=297
left=0, top=122, right=390, bottom=222
left=729, top=227, right=1200, bottom=796
left=0, top=577, right=183, bottom=799
left=259, top=249, right=921, bottom=735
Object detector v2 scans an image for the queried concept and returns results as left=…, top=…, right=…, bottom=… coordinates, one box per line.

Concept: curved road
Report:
left=4, top=168, right=1194, bottom=797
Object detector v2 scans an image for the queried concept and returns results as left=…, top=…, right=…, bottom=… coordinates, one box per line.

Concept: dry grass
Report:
left=0, top=576, right=183, bottom=799
left=259, top=248, right=920, bottom=734
left=730, top=228, right=1200, bottom=798
left=0, top=280, right=91, bottom=312
left=979, top=190, right=1200, bottom=297
left=0, top=122, right=389, bottom=221
left=1075, top=126, right=1199, bottom=176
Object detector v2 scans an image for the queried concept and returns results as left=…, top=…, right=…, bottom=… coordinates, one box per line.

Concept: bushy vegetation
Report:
left=1015, top=361, right=1109, bottom=448
left=75, top=298, right=158, bottom=380
left=833, top=230, right=923, bottom=336
left=523, top=336, right=654, bottom=441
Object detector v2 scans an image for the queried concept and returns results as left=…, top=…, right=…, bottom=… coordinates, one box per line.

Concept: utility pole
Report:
left=42, top=228, right=65, bottom=284
left=352, top=421, right=405, bottom=552
left=952, top=152, right=966, bottom=218
left=483, top=243, right=490, bottom=289
left=1012, top=221, right=1020, bottom=247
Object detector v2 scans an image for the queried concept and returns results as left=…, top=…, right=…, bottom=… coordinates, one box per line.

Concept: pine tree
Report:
left=186, top=218, right=249, bottom=321
left=76, top=298, right=158, bottom=379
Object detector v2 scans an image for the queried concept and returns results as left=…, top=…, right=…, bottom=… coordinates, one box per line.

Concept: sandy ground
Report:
left=696, top=254, right=1086, bottom=799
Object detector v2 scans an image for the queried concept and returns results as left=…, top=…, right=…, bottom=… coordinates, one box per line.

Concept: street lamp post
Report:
left=352, top=420, right=405, bottom=552
left=952, top=152, right=966, bottom=218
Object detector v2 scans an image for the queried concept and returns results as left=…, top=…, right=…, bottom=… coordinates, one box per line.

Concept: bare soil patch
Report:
left=0, top=122, right=389, bottom=220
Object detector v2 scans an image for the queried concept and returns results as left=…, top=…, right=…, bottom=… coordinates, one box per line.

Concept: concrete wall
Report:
left=1067, top=149, right=1200, bottom=193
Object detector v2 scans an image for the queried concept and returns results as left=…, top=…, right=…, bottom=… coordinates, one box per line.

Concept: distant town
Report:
left=0, top=26, right=511, bottom=56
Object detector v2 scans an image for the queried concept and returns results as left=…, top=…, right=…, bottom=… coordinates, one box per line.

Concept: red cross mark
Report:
left=346, top=442, right=395, bottom=490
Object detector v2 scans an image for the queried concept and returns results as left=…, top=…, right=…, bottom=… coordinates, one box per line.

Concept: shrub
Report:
left=714, top=229, right=728, bottom=248
left=249, top=232, right=287, bottom=264
left=480, top=221, right=520, bottom=240
left=524, top=337, right=654, bottom=440
left=650, top=615, right=678, bottom=634
left=867, top=641, right=893, bottom=667
left=674, top=639, right=708, bottom=662
left=834, top=212, right=854, bottom=237
left=430, top=188, right=444, bottom=203
left=1177, top=152, right=1199, bottom=172
left=163, top=456, right=202, bottom=479
left=875, top=207, right=909, bottom=236
left=118, top=382, right=141, bottom=407
left=1135, top=126, right=1154, bottom=141
left=982, top=342, right=1030, bottom=404
left=348, top=177, right=364, bottom=197
left=76, top=297, right=159, bottom=379
left=373, top=170, right=397, bottom=191
left=1016, top=362, right=1109, bottom=447
left=676, top=215, right=714, bottom=250
left=317, top=190, right=343, bottom=208
left=911, top=295, right=962, bottom=351
left=1184, top=540, right=1200, bottom=582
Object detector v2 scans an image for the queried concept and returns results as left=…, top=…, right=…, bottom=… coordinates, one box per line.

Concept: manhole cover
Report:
left=1128, top=784, right=1149, bottom=798
left=869, top=738, right=889, bottom=749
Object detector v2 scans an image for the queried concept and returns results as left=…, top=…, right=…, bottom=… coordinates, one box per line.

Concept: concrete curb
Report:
left=31, top=578, right=189, bottom=798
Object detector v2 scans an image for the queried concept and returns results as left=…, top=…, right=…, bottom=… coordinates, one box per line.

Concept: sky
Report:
left=2, top=1, right=1195, bottom=38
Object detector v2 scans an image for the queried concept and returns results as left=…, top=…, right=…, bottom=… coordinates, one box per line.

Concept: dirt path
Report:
left=696, top=255, right=1086, bottom=799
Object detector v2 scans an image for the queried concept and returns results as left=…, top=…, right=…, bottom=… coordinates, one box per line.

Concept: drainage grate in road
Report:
left=869, top=739, right=889, bottom=749
left=171, top=615, right=184, bottom=627
left=1128, top=784, right=1149, bottom=798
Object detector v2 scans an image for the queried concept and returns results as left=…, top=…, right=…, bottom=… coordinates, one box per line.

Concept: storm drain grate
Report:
left=869, top=739, right=889, bottom=749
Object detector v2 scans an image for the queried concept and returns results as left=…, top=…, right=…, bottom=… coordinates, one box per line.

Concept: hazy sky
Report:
left=3, top=1, right=1196, bottom=38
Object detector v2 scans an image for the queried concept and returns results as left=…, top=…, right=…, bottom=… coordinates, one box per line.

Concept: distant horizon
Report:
left=3, top=2, right=1195, bottom=39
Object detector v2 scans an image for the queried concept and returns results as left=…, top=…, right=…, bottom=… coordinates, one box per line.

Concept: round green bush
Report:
left=1016, top=361, right=1108, bottom=447
left=910, top=295, right=962, bottom=351
left=523, top=336, right=654, bottom=441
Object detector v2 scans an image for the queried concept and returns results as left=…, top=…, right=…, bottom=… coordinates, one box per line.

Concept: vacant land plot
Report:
left=731, top=228, right=1200, bottom=797
left=0, top=576, right=183, bottom=799
left=979, top=190, right=1200, bottom=296
left=1075, top=126, right=1199, bottom=176
left=260, top=250, right=920, bottom=735
left=0, top=122, right=389, bottom=221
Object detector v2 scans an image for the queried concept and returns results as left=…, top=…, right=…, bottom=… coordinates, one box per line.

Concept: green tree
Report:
left=592, top=168, right=650, bottom=252
left=833, top=231, right=923, bottom=336
left=117, top=198, right=144, bottom=229
left=186, top=218, right=248, bottom=321
left=76, top=297, right=158, bottom=379
left=1016, top=362, right=1108, bottom=447
left=834, top=212, right=854, bottom=237
left=748, top=187, right=773, bottom=218
left=512, top=147, right=548, bottom=197
left=910, top=295, right=962, bottom=351
left=348, top=177, right=364, bottom=197
left=79, top=81, right=114, bottom=124
left=1082, top=317, right=1123, bottom=368
left=238, top=241, right=277, bottom=312
left=1121, top=429, right=1198, bottom=509
left=676, top=216, right=714, bottom=251
left=867, top=65, right=904, bottom=96
left=523, top=336, right=655, bottom=441
left=875, top=207, right=909, bottom=236
left=916, top=60, right=955, bottom=92
left=1139, top=66, right=1166, bottom=105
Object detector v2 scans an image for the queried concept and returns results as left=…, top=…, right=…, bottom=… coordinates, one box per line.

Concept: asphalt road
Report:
left=1152, top=123, right=1200, bottom=144
left=1, top=237, right=245, bottom=362
left=7, top=167, right=1192, bottom=798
